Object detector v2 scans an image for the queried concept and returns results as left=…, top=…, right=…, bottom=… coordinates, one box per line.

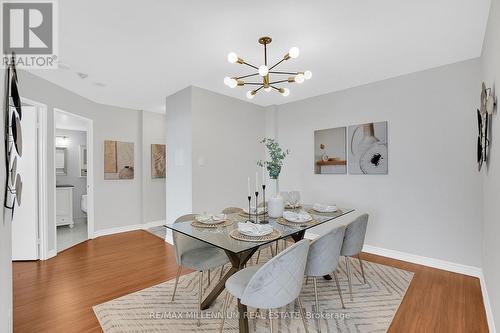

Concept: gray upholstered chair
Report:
left=220, top=240, right=310, bottom=333
left=340, top=213, right=369, bottom=300
left=171, top=214, right=230, bottom=326
left=305, top=226, right=346, bottom=332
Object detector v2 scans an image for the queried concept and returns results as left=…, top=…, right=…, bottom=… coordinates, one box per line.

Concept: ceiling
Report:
left=27, top=0, right=491, bottom=113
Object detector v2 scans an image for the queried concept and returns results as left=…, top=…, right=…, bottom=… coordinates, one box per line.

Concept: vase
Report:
left=268, top=197, right=284, bottom=218
left=268, top=178, right=284, bottom=218
left=270, top=178, right=280, bottom=198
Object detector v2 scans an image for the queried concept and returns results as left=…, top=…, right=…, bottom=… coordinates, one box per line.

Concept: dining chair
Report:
left=171, top=214, right=230, bottom=326
left=220, top=240, right=310, bottom=333
left=304, top=226, right=346, bottom=332
left=340, top=213, right=369, bottom=301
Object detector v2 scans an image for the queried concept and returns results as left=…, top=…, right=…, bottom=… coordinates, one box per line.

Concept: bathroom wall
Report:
left=55, top=129, right=87, bottom=222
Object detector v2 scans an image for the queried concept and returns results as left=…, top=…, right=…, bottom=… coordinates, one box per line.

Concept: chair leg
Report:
left=345, top=257, right=353, bottom=301
left=171, top=266, right=182, bottom=301
left=256, top=250, right=261, bottom=264
left=297, top=297, right=309, bottom=333
left=268, top=309, right=274, bottom=333
left=275, top=241, right=279, bottom=255
left=219, top=264, right=225, bottom=281
left=197, top=271, right=204, bottom=327
left=207, top=269, right=211, bottom=286
left=357, top=254, right=367, bottom=284
left=270, top=246, right=275, bottom=257
left=332, top=272, right=345, bottom=309
left=305, top=276, right=309, bottom=285
left=219, top=292, right=230, bottom=333
left=313, top=277, right=322, bottom=333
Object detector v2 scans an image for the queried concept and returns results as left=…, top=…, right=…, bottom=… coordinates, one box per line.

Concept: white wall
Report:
left=141, top=111, right=166, bottom=223
left=481, top=0, right=500, bottom=329
left=165, top=87, right=193, bottom=227
left=0, top=69, right=13, bottom=332
left=19, top=70, right=143, bottom=252
left=191, top=87, right=265, bottom=213
left=275, top=59, right=483, bottom=267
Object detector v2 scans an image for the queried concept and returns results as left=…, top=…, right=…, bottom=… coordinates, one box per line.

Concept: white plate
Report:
left=243, top=207, right=268, bottom=215
left=312, top=203, right=337, bottom=213
left=283, top=211, right=312, bottom=223
left=195, top=214, right=226, bottom=224
left=238, top=223, right=273, bottom=237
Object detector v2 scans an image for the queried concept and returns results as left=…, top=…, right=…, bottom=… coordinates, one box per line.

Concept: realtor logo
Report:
left=1, top=0, right=58, bottom=68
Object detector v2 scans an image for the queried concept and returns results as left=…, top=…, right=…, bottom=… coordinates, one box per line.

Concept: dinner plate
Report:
left=195, top=214, right=226, bottom=224
left=312, top=203, right=337, bottom=213
left=238, top=223, right=273, bottom=237
left=283, top=211, right=312, bottom=223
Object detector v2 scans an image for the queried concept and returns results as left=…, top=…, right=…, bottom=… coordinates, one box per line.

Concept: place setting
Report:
left=277, top=210, right=319, bottom=228
left=230, top=221, right=281, bottom=242
left=191, top=213, right=233, bottom=228
left=307, top=202, right=341, bottom=216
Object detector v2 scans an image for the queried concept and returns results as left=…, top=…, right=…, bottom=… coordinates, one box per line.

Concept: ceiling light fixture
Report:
left=224, top=36, right=311, bottom=99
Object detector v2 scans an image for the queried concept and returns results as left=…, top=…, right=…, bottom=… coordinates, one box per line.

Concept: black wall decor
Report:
left=477, top=82, right=497, bottom=171
left=4, top=54, right=23, bottom=215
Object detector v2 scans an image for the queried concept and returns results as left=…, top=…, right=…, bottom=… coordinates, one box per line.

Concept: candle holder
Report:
left=247, top=196, right=252, bottom=223
left=255, top=191, right=259, bottom=224
left=260, top=184, right=268, bottom=223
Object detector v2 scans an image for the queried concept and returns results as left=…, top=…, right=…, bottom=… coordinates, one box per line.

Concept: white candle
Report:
left=255, top=172, right=259, bottom=192
left=247, top=177, right=250, bottom=196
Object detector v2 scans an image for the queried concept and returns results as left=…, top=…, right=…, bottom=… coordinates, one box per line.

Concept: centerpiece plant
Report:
left=257, top=138, right=289, bottom=196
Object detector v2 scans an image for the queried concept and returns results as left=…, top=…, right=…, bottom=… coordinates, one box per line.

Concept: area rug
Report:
left=93, top=250, right=413, bottom=332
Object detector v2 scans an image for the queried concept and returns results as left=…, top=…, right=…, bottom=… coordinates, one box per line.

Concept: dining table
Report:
left=165, top=205, right=354, bottom=333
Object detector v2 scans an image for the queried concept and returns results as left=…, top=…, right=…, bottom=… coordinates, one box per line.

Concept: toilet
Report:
left=81, top=194, right=87, bottom=214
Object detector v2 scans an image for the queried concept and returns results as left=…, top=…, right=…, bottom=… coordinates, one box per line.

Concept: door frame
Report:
left=53, top=109, right=95, bottom=253
left=20, top=97, right=48, bottom=260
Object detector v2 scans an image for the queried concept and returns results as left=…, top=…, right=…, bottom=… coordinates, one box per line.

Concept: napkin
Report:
left=238, top=222, right=273, bottom=236
left=312, top=203, right=337, bottom=213
left=283, top=211, right=312, bottom=223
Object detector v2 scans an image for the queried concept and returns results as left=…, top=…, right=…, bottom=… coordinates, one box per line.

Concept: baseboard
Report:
left=479, top=272, right=497, bottom=333
left=93, top=220, right=166, bottom=238
left=362, top=244, right=494, bottom=332
left=362, top=244, right=482, bottom=277
left=47, top=249, right=57, bottom=259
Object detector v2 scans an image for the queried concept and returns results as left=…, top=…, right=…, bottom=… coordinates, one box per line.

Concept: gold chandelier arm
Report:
left=269, top=79, right=289, bottom=85
left=241, top=61, right=258, bottom=70
left=269, top=71, right=299, bottom=75
left=244, top=82, right=265, bottom=85
left=236, top=73, right=259, bottom=80
left=268, top=58, right=286, bottom=71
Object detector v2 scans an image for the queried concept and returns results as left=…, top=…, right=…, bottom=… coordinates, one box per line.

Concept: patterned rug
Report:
left=93, top=247, right=413, bottom=332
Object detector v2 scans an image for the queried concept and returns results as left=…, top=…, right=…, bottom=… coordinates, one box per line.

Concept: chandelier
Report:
left=224, top=36, right=312, bottom=99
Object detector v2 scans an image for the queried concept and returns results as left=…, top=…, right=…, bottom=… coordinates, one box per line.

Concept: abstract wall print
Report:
left=104, top=140, right=134, bottom=180
left=348, top=121, right=388, bottom=174
left=151, top=144, right=166, bottom=179
left=314, top=127, right=347, bottom=174
left=477, top=82, right=497, bottom=171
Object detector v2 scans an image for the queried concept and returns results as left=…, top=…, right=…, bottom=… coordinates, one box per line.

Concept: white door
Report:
left=12, top=105, right=38, bottom=260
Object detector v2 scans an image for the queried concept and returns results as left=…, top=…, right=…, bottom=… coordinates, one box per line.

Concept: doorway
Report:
left=54, top=109, right=94, bottom=252
left=11, top=98, right=47, bottom=261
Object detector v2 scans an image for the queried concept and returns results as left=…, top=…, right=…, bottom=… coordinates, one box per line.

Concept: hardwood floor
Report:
left=13, top=230, right=488, bottom=332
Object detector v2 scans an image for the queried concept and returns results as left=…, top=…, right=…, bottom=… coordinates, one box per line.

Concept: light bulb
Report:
left=289, top=47, right=300, bottom=59
left=304, top=70, right=312, bottom=80
left=227, top=52, right=238, bottom=64
left=228, top=78, right=238, bottom=88
left=295, top=73, right=305, bottom=84
left=264, top=87, right=272, bottom=92
left=258, top=65, right=269, bottom=76
left=281, top=88, right=290, bottom=97
left=246, top=90, right=255, bottom=99
left=223, top=76, right=231, bottom=86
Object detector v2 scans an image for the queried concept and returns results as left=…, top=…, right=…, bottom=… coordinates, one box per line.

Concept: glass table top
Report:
left=165, top=206, right=355, bottom=254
